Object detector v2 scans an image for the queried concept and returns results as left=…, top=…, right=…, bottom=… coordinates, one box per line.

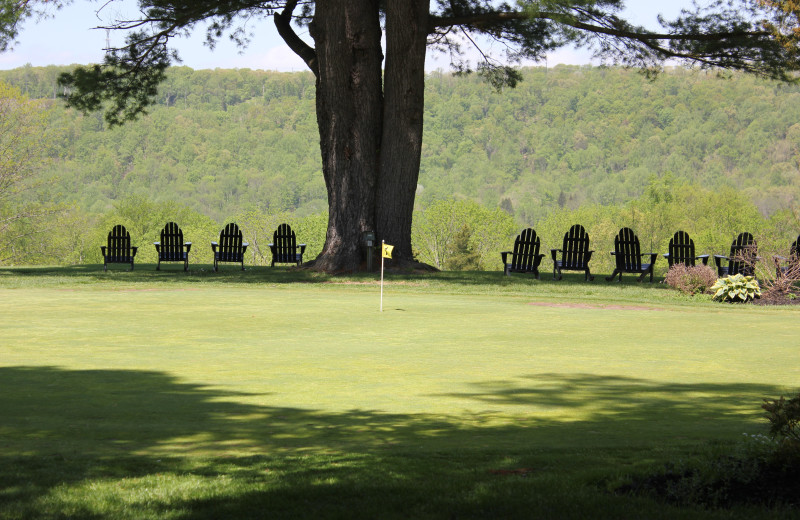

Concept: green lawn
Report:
left=1, top=265, right=798, bottom=519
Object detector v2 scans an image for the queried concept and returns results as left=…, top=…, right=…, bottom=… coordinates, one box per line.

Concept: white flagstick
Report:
left=380, top=240, right=385, bottom=312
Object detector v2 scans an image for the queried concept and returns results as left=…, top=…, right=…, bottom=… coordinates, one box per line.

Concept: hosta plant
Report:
left=711, top=274, right=761, bottom=303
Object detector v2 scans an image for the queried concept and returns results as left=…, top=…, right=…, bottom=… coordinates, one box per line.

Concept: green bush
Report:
left=762, top=393, right=800, bottom=452
left=710, top=274, right=761, bottom=303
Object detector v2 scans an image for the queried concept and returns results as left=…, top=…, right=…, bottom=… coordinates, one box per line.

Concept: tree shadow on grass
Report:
left=0, top=366, right=788, bottom=518
left=0, top=265, right=671, bottom=290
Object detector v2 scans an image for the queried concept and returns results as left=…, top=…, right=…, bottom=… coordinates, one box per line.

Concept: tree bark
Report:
left=310, top=0, right=383, bottom=272
left=376, top=0, right=430, bottom=263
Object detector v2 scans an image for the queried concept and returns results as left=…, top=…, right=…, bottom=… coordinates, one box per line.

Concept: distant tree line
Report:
left=0, top=65, right=798, bottom=270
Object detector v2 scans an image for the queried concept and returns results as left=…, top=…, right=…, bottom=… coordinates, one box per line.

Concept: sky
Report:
left=0, top=1, right=696, bottom=72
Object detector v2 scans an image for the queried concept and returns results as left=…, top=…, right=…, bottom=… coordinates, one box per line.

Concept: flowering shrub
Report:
left=664, top=264, right=718, bottom=295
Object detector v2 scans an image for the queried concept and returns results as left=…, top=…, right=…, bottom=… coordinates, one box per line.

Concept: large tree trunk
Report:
left=310, top=0, right=383, bottom=272
left=376, top=0, right=430, bottom=263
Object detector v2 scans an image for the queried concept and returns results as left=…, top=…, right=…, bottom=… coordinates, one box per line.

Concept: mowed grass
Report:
left=1, top=265, right=799, bottom=519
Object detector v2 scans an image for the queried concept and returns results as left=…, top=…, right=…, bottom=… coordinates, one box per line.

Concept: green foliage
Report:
left=90, top=196, right=219, bottom=265
left=711, top=274, right=762, bottom=303
left=762, top=393, right=800, bottom=448
left=234, top=208, right=327, bottom=265
left=412, top=198, right=516, bottom=270
left=0, top=79, right=65, bottom=264
left=664, top=264, right=718, bottom=295
left=447, top=225, right=482, bottom=271
left=1, top=66, right=800, bottom=267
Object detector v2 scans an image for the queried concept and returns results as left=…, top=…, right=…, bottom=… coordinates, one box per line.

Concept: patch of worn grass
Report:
left=0, top=265, right=798, bottom=518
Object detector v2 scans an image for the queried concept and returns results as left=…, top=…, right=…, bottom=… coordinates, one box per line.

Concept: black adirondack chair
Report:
left=211, top=222, right=248, bottom=271
left=773, top=234, right=799, bottom=277
left=662, top=230, right=709, bottom=267
left=101, top=224, right=138, bottom=271
left=772, top=236, right=800, bottom=277
left=154, top=222, right=192, bottom=271
left=607, top=227, right=657, bottom=282
left=551, top=224, right=594, bottom=281
left=501, top=228, right=545, bottom=278
left=714, top=232, right=757, bottom=277
left=269, top=223, right=306, bottom=266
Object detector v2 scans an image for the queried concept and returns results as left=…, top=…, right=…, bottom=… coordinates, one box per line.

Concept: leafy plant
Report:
left=762, top=393, right=800, bottom=450
left=710, top=274, right=761, bottom=302
left=664, top=264, right=718, bottom=295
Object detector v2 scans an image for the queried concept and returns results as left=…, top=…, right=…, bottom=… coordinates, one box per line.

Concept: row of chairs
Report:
left=502, top=226, right=797, bottom=282
left=101, top=222, right=306, bottom=271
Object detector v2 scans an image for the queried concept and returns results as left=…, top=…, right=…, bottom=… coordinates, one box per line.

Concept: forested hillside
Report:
left=1, top=64, right=799, bottom=269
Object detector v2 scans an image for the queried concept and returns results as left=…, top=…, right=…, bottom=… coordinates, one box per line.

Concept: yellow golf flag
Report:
left=382, top=243, right=394, bottom=259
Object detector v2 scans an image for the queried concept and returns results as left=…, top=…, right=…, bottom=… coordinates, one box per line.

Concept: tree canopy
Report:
left=4, top=0, right=800, bottom=271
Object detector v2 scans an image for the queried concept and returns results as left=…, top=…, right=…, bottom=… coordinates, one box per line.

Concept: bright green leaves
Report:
left=711, top=273, right=762, bottom=302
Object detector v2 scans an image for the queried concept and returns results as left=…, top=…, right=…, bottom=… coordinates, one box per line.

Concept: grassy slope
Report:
left=1, top=265, right=798, bottom=519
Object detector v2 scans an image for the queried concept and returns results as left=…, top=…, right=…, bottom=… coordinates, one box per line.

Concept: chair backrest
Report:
left=667, top=230, right=696, bottom=267
left=107, top=224, right=133, bottom=257
left=560, top=224, right=591, bottom=267
left=613, top=227, right=642, bottom=271
left=510, top=228, right=541, bottom=271
left=273, top=223, right=298, bottom=261
left=728, top=232, right=757, bottom=276
left=159, top=222, right=185, bottom=258
left=217, top=222, right=244, bottom=260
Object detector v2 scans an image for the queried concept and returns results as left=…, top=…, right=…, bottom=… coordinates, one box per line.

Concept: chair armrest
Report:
left=663, top=253, right=671, bottom=259
left=696, top=254, right=710, bottom=265
left=585, top=250, right=594, bottom=261
left=243, top=242, right=250, bottom=247
left=550, top=249, right=561, bottom=261
left=713, top=254, right=727, bottom=268
left=185, top=242, right=192, bottom=253
left=131, top=246, right=138, bottom=256
left=154, top=242, right=161, bottom=253
left=645, top=252, right=657, bottom=262
left=299, top=244, right=307, bottom=254
left=154, top=241, right=160, bottom=246
left=101, top=246, right=107, bottom=255
left=610, top=251, right=617, bottom=256
left=211, top=241, right=218, bottom=253
left=501, top=251, right=510, bottom=264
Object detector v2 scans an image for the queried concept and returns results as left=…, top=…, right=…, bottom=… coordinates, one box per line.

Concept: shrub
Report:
left=664, top=264, right=718, bottom=295
left=762, top=393, right=800, bottom=452
left=710, top=274, right=761, bottom=302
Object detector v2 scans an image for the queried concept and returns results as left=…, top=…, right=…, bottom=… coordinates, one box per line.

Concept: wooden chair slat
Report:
left=551, top=224, right=593, bottom=281
left=269, top=223, right=306, bottom=266
left=606, top=227, right=656, bottom=282
left=714, top=232, right=757, bottom=277
left=501, top=228, right=544, bottom=278
left=101, top=224, right=137, bottom=271
left=212, top=222, right=247, bottom=271
left=154, top=222, right=190, bottom=270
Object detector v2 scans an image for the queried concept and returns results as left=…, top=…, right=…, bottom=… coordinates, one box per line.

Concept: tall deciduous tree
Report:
left=3, top=0, right=800, bottom=271
left=0, top=79, right=60, bottom=263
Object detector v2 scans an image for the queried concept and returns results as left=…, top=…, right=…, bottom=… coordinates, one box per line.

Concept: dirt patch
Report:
left=528, top=302, right=665, bottom=311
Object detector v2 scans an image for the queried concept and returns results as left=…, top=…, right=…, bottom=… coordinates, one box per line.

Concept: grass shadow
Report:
left=0, top=265, right=672, bottom=294
left=1, top=366, right=788, bottom=518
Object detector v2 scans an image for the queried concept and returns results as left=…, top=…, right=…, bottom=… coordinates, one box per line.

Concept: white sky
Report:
left=0, top=1, right=695, bottom=71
